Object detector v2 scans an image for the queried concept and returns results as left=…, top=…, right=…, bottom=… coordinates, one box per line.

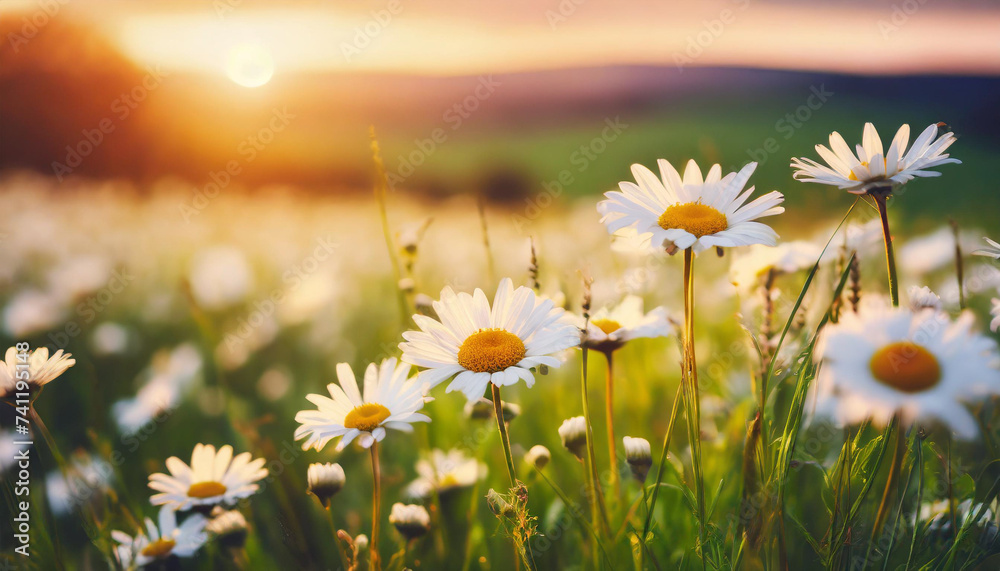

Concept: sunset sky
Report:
left=4, top=0, right=999, bottom=83
left=2, top=0, right=997, bottom=194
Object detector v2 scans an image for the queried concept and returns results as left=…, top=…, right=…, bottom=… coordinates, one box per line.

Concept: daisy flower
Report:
left=597, top=159, right=784, bottom=254
left=812, top=306, right=1000, bottom=438
left=791, top=122, right=960, bottom=194
left=729, top=240, right=822, bottom=290
left=399, top=278, right=580, bottom=401
left=578, top=295, right=674, bottom=353
left=0, top=346, right=75, bottom=398
left=294, top=357, right=430, bottom=451
left=148, top=444, right=268, bottom=510
left=112, top=507, right=208, bottom=569
left=406, top=448, right=486, bottom=499
left=973, top=236, right=1000, bottom=260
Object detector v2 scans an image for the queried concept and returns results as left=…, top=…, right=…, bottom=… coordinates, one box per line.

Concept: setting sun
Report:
left=226, top=42, right=274, bottom=87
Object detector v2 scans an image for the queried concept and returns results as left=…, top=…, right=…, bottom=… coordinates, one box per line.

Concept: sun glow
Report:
left=226, top=43, right=274, bottom=87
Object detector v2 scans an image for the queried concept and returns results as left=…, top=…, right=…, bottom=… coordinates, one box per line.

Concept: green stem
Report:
left=877, top=432, right=915, bottom=571
left=535, top=468, right=612, bottom=569
left=604, top=351, right=621, bottom=502
left=370, top=442, right=382, bottom=571
left=946, top=435, right=957, bottom=546
left=329, top=506, right=351, bottom=571
left=682, top=248, right=708, bottom=569
left=873, top=192, right=899, bottom=307
left=28, top=407, right=69, bottom=475
left=871, top=416, right=905, bottom=542
left=580, top=346, right=612, bottom=536
left=642, top=384, right=684, bottom=542
left=904, top=436, right=923, bottom=571
left=491, top=384, right=518, bottom=485
left=491, top=385, right=537, bottom=571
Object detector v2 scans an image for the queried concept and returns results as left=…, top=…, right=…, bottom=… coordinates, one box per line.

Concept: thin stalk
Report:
left=757, top=271, right=776, bottom=472
left=370, top=442, right=382, bottom=571
left=762, top=198, right=860, bottom=396
left=28, top=407, right=69, bottom=475
left=946, top=436, right=957, bottom=545
left=827, top=428, right=852, bottom=567
left=491, top=385, right=538, bottom=571
left=682, top=248, right=708, bottom=569
left=604, top=351, right=621, bottom=501
left=535, top=468, right=613, bottom=569
left=370, top=127, right=410, bottom=324
left=491, top=384, right=518, bottom=485
left=329, top=507, right=351, bottom=571
left=477, top=193, right=497, bottom=285
left=580, top=346, right=612, bottom=535
left=905, top=435, right=924, bottom=571
left=873, top=192, right=899, bottom=307
left=641, top=384, right=684, bottom=543
left=871, top=416, right=905, bottom=542
left=876, top=432, right=915, bottom=571
left=830, top=418, right=898, bottom=551
left=27, top=407, right=69, bottom=564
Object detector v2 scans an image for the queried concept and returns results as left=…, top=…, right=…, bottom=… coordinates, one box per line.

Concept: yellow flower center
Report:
left=868, top=341, right=941, bottom=393
left=439, top=474, right=461, bottom=488
left=140, top=538, right=176, bottom=558
left=344, top=403, right=392, bottom=432
left=187, top=481, right=228, bottom=498
left=457, top=328, right=526, bottom=373
left=657, top=202, right=727, bottom=237
left=848, top=158, right=888, bottom=181
left=591, top=319, right=622, bottom=335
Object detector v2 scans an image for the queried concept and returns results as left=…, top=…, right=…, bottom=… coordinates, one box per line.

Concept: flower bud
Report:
left=307, top=462, right=346, bottom=507
left=206, top=509, right=248, bottom=548
left=501, top=401, right=521, bottom=422
left=464, top=398, right=494, bottom=420
left=354, top=534, right=369, bottom=551
left=524, top=445, right=551, bottom=470
left=414, top=294, right=437, bottom=318
left=623, top=436, right=652, bottom=482
left=558, top=416, right=588, bottom=460
left=486, top=488, right=514, bottom=518
left=463, top=398, right=519, bottom=422
left=389, top=503, right=431, bottom=539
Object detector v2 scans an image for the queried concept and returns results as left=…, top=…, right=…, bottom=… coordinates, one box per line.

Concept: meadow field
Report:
left=3, top=2, right=1000, bottom=569
left=2, top=119, right=1000, bottom=569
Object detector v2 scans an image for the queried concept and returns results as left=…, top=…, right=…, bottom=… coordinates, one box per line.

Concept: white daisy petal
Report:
left=401, top=280, right=579, bottom=401
left=793, top=122, right=959, bottom=193
left=295, top=359, right=430, bottom=451
left=147, top=444, right=268, bottom=511
left=811, top=305, right=1000, bottom=439
left=598, top=158, right=782, bottom=257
